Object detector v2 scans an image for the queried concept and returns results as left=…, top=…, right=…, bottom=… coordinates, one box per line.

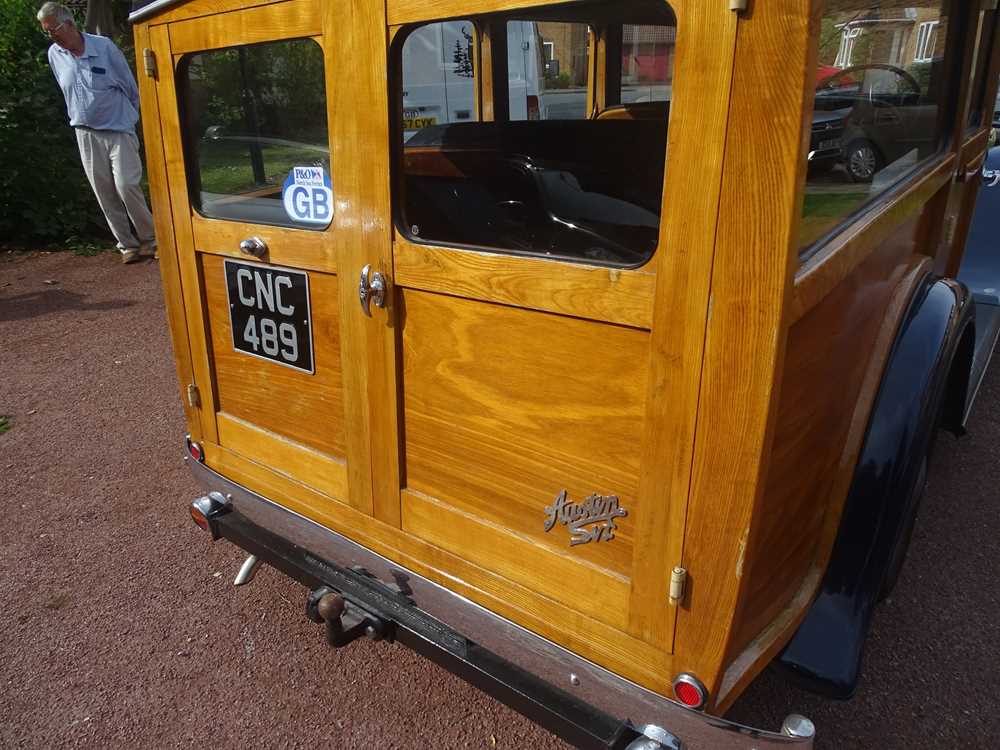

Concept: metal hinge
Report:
left=729, top=0, right=748, bottom=11
left=669, top=566, right=687, bottom=605
left=187, top=383, right=201, bottom=408
left=142, top=48, right=157, bottom=79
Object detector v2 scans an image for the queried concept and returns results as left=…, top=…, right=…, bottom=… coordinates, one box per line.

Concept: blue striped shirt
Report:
left=48, top=33, right=139, bottom=132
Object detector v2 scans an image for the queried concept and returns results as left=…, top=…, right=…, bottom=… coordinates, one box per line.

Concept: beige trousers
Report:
left=75, top=128, right=156, bottom=253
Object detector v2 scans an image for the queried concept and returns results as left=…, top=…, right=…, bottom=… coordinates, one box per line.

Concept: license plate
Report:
left=818, top=138, right=841, bottom=151
left=403, top=117, right=437, bottom=130
left=224, top=259, right=314, bottom=374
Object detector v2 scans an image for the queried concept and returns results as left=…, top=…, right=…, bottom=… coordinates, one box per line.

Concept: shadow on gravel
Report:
left=0, top=289, right=134, bottom=322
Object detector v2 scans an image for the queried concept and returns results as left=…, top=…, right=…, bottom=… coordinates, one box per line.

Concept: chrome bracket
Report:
left=358, top=264, right=387, bottom=317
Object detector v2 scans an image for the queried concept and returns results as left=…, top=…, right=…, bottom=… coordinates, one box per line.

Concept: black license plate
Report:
left=224, top=259, right=314, bottom=374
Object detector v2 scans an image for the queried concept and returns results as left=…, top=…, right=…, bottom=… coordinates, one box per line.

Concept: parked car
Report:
left=809, top=64, right=937, bottom=183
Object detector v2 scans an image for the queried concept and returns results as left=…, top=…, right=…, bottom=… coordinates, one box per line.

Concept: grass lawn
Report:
left=197, top=140, right=328, bottom=195
left=800, top=190, right=868, bottom=248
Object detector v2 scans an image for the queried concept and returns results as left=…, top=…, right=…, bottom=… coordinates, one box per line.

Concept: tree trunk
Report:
left=85, top=0, right=120, bottom=38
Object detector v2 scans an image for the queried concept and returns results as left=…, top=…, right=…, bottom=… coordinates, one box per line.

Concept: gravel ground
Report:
left=1, top=250, right=998, bottom=749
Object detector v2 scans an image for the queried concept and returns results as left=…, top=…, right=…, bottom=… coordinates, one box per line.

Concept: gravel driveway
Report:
left=1, top=250, right=997, bottom=749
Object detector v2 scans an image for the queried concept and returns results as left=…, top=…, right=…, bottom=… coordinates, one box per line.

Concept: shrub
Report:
left=0, top=0, right=109, bottom=245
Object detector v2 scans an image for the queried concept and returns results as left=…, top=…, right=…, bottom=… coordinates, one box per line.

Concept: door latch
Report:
left=359, top=264, right=387, bottom=316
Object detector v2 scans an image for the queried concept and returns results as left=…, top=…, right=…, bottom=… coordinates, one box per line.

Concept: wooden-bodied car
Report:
left=130, top=0, right=1000, bottom=746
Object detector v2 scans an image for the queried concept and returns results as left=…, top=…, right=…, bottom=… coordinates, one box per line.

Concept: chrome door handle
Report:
left=359, top=264, right=387, bottom=317
left=239, top=236, right=268, bottom=257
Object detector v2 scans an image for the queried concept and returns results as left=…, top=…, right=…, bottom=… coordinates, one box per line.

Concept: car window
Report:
left=395, top=1, right=672, bottom=268
left=179, top=39, right=332, bottom=230
left=800, top=1, right=956, bottom=253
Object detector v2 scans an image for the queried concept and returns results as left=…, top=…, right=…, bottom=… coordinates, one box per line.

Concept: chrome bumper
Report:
left=188, top=457, right=814, bottom=750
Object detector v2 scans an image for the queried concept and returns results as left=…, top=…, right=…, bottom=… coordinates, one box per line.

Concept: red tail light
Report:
left=672, top=673, right=708, bottom=710
left=190, top=492, right=231, bottom=540
left=186, top=435, right=204, bottom=462
left=527, top=95, right=540, bottom=121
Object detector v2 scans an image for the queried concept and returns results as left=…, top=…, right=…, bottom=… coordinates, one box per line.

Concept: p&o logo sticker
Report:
left=282, top=166, right=333, bottom=225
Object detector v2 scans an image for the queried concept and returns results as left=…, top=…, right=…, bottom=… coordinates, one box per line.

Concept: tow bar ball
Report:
left=306, top=587, right=389, bottom=649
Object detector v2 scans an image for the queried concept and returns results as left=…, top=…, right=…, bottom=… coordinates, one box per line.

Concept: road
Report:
left=1, top=250, right=998, bottom=749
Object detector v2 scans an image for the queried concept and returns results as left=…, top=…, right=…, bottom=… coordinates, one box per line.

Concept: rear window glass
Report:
left=395, top=1, right=673, bottom=268
left=179, top=38, right=332, bottom=230
left=800, top=1, right=956, bottom=251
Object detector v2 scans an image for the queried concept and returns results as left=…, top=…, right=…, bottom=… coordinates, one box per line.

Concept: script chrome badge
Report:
left=543, top=490, right=628, bottom=546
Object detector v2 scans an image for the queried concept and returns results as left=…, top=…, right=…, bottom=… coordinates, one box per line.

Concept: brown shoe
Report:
left=122, top=249, right=140, bottom=264
left=140, top=241, right=158, bottom=259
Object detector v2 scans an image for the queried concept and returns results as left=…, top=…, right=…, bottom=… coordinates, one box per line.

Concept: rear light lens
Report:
left=190, top=492, right=231, bottom=540
left=527, top=95, right=540, bottom=121
left=190, top=504, right=211, bottom=532
left=672, top=673, right=708, bottom=710
left=186, top=435, right=204, bottom=462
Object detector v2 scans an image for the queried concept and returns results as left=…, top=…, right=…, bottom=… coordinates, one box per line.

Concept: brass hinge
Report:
left=729, top=0, right=749, bottom=11
left=669, top=566, right=687, bottom=605
left=143, top=48, right=157, bottom=79
left=187, top=383, right=201, bottom=408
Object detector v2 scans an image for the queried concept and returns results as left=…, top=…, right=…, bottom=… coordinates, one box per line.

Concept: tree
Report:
left=84, top=0, right=120, bottom=39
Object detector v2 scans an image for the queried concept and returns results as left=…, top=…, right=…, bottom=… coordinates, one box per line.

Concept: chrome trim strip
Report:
left=128, top=0, right=186, bottom=23
left=188, top=458, right=814, bottom=750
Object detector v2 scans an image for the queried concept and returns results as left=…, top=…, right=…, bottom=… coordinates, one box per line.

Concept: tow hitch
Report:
left=306, top=586, right=392, bottom=648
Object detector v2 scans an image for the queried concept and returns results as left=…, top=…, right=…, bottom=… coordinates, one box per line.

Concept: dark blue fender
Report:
left=775, top=273, right=975, bottom=699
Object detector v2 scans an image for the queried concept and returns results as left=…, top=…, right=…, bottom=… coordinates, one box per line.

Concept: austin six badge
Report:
left=543, top=490, right=628, bottom=546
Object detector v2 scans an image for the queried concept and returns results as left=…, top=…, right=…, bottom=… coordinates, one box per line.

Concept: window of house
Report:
left=180, top=39, right=331, bottom=230
left=800, top=1, right=955, bottom=252
left=395, top=1, right=671, bottom=268
left=914, top=21, right=939, bottom=63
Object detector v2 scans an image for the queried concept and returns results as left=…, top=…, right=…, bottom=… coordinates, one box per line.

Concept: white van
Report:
left=401, top=20, right=542, bottom=139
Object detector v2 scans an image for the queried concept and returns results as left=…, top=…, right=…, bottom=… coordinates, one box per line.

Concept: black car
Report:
left=808, top=64, right=937, bottom=183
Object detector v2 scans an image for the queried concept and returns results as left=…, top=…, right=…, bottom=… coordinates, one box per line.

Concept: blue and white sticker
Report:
left=282, top=166, right=333, bottom=225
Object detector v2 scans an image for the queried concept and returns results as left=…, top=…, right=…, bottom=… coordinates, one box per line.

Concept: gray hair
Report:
left=37, top=2, right=74, bottom=25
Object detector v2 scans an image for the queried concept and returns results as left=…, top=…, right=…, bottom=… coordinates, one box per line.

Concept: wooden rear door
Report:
left=147, top=0, right=386, bottom=519
left=358, top=0, right=742, bottom=670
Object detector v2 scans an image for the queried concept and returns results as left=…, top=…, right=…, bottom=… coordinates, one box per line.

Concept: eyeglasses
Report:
left=43, top=21, right=68, bottom=37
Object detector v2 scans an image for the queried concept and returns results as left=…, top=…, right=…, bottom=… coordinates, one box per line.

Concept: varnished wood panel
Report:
left=167, top=0, right=321, bottom=53
left=144, top=0, right=275, bottom=26
left=393, top=237, right=655, bottom=329
left=403, top=489, right=630, bottom=630
left=625, top=0, right=738, bottom=646
left=793, top=155, right=955, bottom=322
left=150, top=24, right=221, bottom=444
left=400, top=289, right=645, bottom=578
left=191, top=215, right=339, bottom=274
left=201, top=253, right=347, bottom=458
left=727, top=229, right=925, bottom=667
left=200, top=439, right=674, bottom=692
left=217, top=412, right=349, bottom=501
left=672, top=0, right=812, bottom=703
left=325, top=0, right=401, bottom=525
left=134, top=23, right=201, bottom=441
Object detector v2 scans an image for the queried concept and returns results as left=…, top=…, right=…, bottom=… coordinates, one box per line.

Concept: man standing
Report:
left=38, top=2, right=156, bottom=264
